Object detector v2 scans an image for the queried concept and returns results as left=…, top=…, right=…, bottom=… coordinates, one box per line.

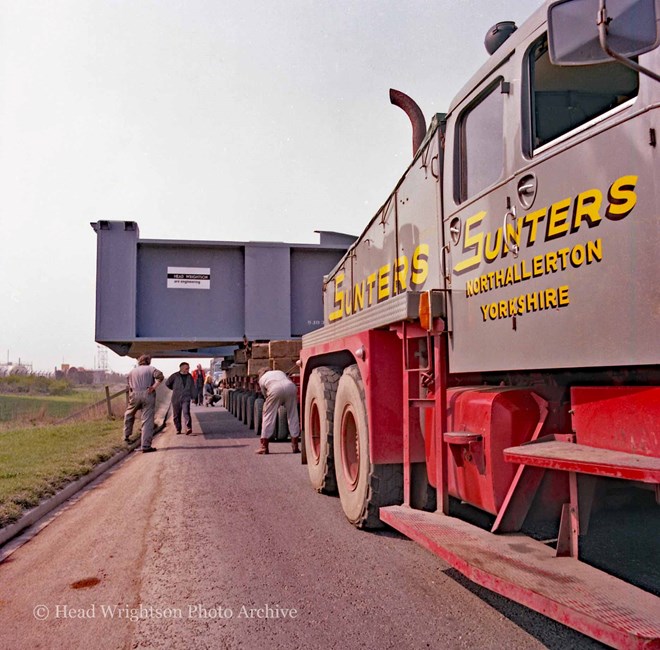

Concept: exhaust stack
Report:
left=389, top=89, right=426, bottom=156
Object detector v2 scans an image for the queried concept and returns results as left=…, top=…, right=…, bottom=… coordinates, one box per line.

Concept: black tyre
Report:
left=304, top=366, right=340, bottom=494
left=276, top=405, right=289, bottom=441
left=237, top=391, right=244, bottom=420
left=254, top=397, right=264, bottom=436
left=238, top=391, right=247, bottom=422
left=237, top=390, right=245, bottom=418
left=333, top=365, right=403, bottom=528
left=246, top=394, right=256, bottom=429
left=241, top=393, right=249, bottom=424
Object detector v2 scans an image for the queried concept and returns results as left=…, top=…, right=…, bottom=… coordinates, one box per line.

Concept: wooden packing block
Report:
left=269, top=357, right=298, bottom=372
left=247, top=358, right=270, bottom=375
left=268, top=340, right=302, bottom=358
left=234, top=349, right=248, bottom=364
left=251, top=343, right=270, bottom=359
left=232, top=363, right=247, bottom=377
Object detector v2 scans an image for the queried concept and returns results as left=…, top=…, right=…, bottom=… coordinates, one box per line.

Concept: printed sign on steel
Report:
left=167, top=267, right=211, bottom=289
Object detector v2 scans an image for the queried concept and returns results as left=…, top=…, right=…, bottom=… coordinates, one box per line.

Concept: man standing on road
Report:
left=123, top=355, right=164, bottom=453
left=166, top=362, right=196, bottom=435
left=256, top=368, right=300, bottom=455
left=192, top=363, right=206, bottom=406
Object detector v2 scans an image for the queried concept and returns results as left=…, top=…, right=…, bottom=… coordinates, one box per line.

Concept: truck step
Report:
left=379, top=505, right=660, bottom=649
left=504, top=441, right=660, bottom=483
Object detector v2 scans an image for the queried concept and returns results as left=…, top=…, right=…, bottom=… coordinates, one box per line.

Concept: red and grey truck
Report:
left=298, top=1, right=660, bottom=646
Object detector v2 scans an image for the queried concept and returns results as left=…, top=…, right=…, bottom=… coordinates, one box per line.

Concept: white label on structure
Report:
left=167, top=267, right=211, bottom=289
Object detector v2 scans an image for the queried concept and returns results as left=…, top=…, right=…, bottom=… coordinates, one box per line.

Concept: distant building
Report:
left=55, top=364, right=125, bottom=385
left=0, top=360, right=32, bottom=377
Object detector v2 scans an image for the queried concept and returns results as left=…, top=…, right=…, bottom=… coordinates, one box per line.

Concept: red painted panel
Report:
left=571, top=386, right=660, bottom=457
left=302, top=330, right=414, bottom=464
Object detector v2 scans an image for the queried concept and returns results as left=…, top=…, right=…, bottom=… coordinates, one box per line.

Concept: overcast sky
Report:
left=0, top=0, right=541, bottom=377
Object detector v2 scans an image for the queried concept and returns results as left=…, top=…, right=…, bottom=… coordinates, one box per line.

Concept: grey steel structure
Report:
left=91, top=221, right=354, bottom=358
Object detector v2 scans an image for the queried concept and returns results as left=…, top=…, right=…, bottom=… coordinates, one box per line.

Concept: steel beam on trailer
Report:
left=91, top=221, right=354, bottom=358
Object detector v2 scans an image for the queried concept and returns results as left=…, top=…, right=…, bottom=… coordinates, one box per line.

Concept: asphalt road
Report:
left=0, top=405, right=603, bottom=649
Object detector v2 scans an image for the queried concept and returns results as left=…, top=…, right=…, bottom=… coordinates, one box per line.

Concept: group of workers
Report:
left=122, top=353, right=300, bottom=456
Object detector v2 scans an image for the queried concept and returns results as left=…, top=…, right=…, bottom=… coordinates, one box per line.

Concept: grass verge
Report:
left=0, top=419, right=126, bottom=528
left=0, top=391, right=107, bottom=423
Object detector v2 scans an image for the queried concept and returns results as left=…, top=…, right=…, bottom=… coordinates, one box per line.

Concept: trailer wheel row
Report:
left=221, top=387, right=294, bottom=443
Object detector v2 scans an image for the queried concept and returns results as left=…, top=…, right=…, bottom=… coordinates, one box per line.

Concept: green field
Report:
left=0, top=391, right=105, bottom=423
left=0, top=419, right=126, bottom=527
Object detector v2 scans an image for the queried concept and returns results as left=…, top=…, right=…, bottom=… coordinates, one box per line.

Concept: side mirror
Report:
left=548, top=0, right=660, bottom=64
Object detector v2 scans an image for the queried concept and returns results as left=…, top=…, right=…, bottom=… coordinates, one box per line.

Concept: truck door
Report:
left=444, top=29, right=660, bottom=374
left=442, top=55, right=518, bottom=374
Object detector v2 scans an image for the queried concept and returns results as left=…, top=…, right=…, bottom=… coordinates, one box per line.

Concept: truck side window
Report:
left=529, top=35, right=638, bottom=150
left=458, top=80, right=504, bottom=202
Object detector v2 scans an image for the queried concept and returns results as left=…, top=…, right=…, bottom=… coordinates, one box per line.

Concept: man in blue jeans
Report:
left=166, top=362, right=197, bottom=435
left=123, top=355, right=164, bottom=453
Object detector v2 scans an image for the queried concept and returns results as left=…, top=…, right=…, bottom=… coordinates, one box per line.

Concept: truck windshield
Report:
left=529, top=35, right=639, bottom=150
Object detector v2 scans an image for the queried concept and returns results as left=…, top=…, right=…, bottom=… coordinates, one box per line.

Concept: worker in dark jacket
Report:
left=191, top=364, right=206, bottom=406
left=165, top=362, right=197, bottom=434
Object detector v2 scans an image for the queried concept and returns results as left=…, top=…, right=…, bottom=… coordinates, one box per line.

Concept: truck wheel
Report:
left=304, top=366, right=341, bottom=494
left=254, top=397, right=264, bottom=436
left=277, top=405, right=289, bottom=441
left=333, top=364, right=402, bottom=528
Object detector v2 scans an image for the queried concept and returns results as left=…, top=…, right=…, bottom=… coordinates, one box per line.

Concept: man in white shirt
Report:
left=123, top=355, right=164, bottom=452
left=256, top=369, right=300, bottom=455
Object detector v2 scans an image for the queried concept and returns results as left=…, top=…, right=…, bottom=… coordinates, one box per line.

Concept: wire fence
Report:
left=57, top=387, right=129, bottom=423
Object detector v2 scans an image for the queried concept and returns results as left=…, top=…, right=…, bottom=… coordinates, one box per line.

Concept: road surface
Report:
left=0, top=405, right=602, bottom=649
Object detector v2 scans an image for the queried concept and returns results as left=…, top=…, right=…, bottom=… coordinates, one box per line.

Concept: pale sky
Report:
left=0, top=0, right=541, bottom=377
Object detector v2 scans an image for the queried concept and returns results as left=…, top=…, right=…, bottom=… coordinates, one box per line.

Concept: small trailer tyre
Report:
left=304, top=366, right=340, bottom=494
left=246, top=394, right=256, bottom=429
left=276, top=405, right=289, bottom=441
left=333, top=364, right=402, bottom=528
left=254, top=397, right=264, bottom=436
left=241, top=393, right=250, bottom=424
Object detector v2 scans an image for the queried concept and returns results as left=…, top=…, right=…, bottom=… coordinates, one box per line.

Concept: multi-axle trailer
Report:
left=298, top=2, right=660, bottom=646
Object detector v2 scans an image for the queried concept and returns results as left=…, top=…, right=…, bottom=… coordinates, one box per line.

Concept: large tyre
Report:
left=333, top=365, right=403, bottom=528
left=246, top=394, right=256, bottom=429
left=276, top=405, right=289, bottom=441
left=304, top=366, right=340, bottom=494
left=254, top=397, right=264, bottom=436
